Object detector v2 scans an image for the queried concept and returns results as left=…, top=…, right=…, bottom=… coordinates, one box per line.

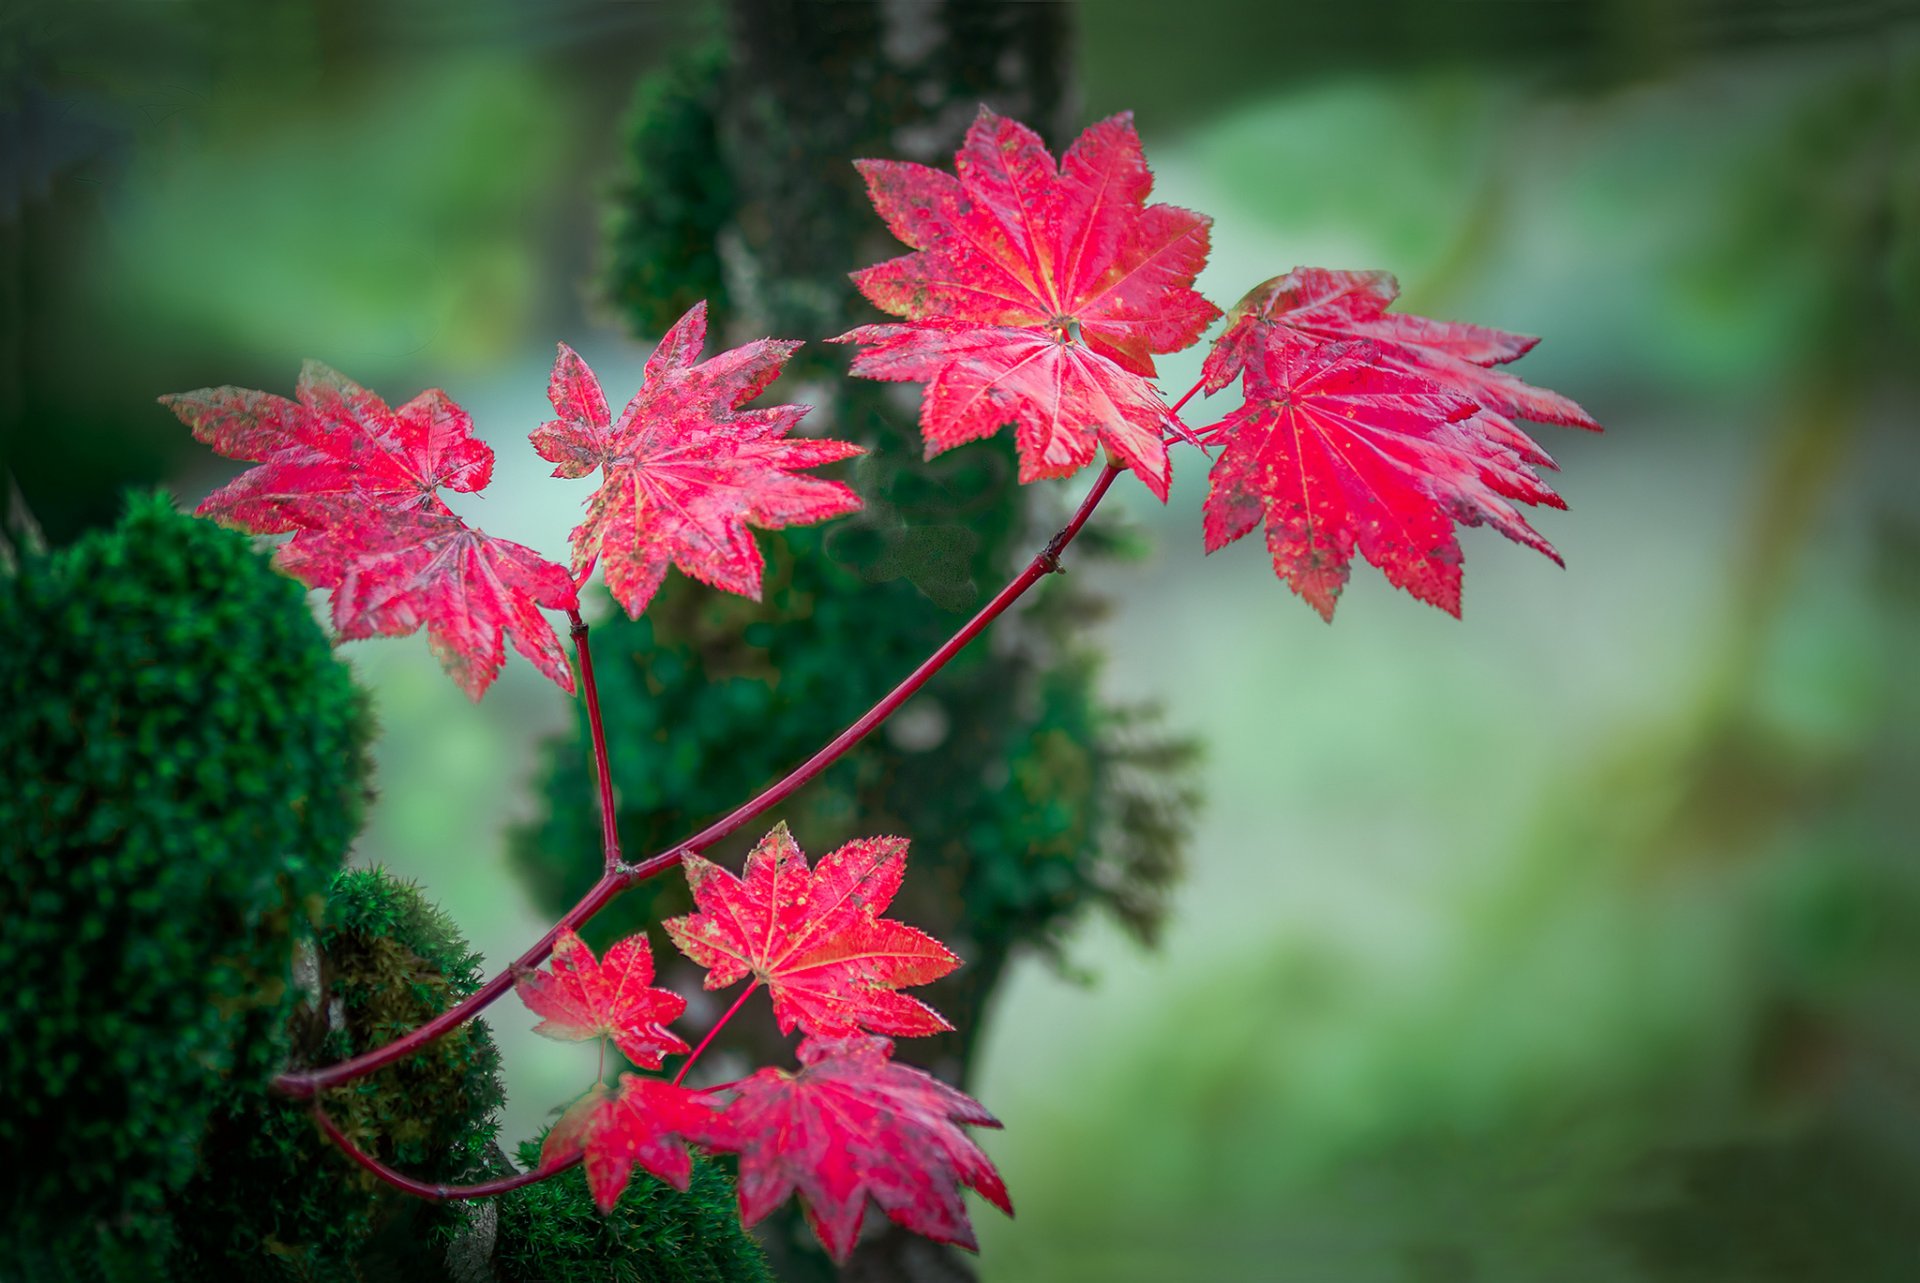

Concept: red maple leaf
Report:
left=539, top=1074, right=719, bottom=1212
left=163, top=364, right=578, bottom=699
left=1199, top=334, right=1572, bottom=619
left=163, top=361, right=495, bottom=531
left=662, top=823, right=957, bottom=1038
left=696, top=1035, right=1011, bottom=1261
left=513, top=928, right=690, bottom=1070
left=531, top=302, right=864, bottom=619
left=833, top=108, right=1219, bottom=501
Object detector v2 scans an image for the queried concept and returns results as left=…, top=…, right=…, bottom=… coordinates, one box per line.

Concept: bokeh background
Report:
left=6, top=1, right=1917, bottom=1279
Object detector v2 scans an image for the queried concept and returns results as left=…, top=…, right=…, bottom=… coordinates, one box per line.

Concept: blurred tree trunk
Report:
left=716, top=7, right=1068, bottom=1277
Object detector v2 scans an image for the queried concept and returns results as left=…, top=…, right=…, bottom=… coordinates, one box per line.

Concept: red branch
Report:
left=313, top=1102, right=579, bottom=1201
left=276, top=458, right=1126, bottom=1101
left=673, top=980, right=760, bottom=1087
left=567, top=609, right=624, bottom=871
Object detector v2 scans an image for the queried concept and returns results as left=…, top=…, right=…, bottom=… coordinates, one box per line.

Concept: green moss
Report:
left=0, top=493, right=373, bottom=1251
left=492, top=1136, right=770, bottom=1283
left=168, top=868, right=506, bottom=1279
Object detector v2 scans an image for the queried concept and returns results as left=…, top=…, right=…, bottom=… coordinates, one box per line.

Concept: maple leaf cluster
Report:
left=838, top=109, right=1599, bottom=619
left=515, top=825, right=1004, bottom=1261
left=164, top=110, right=1596, bottom=703
left=165, top=302, right=861, bottom=699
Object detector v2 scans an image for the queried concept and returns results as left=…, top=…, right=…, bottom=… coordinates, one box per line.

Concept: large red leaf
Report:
left=539, top=1075, right=719, bottom=1212
left=513, top=928, right=690, bottom=1070
left=696, top=1035, right=1011, bottom=1261
left=834, top=109, right=1218, bottom=501
left=662, top=823, right=957, bottom=1038
left=532, top=302, right=864, bottom=619
left=163, top=364, right=577, bottom=699
left=1199, top=335, right=1569, bottom=619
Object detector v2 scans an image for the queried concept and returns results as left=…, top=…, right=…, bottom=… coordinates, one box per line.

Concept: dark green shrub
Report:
left=0, top=493, right=373, bottom=1256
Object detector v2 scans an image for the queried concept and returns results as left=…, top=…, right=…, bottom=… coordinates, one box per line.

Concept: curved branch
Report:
left=568, top=609, right=625, bottom=871
left=274, top=458, right=1129, bottom=1099
left=313, top=1102, right=579, bottom=1201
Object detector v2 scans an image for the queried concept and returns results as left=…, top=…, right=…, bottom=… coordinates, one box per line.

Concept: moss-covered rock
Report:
left=492, top=1136, right=770, bottom=1283
left=169, top=868, right=506, bottom=1280
left=0, top=493, right=373, bottom=1257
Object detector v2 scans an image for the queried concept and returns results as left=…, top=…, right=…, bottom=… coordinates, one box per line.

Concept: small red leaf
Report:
left=514, top=928, right=690, bottom=1070
left=534, top=303, right=865, bottom=619
left=835, top=108, right=1218, bottom=499
left=697, top=1035, right=1010, bottom=1261
left=541, top=1075, right=719, bottom=1212
left=1199, top=334, right=1568, bottom=619
left=162, top=364, right=577, bottom=699
left=663, top=823, right=958, bottom=1038
left=164, top=361, right=494, bottom=532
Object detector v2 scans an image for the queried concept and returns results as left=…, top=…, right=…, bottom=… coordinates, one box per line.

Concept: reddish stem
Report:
left=277, top=461, right=1123, bottom=1100
left=313, top=1102, right=579, bottom=1201
left=673, top=980, right=760, bottom=1087
left=568, top=608, right=624, bottom=870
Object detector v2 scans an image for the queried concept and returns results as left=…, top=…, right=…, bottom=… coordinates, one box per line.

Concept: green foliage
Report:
left=0, top=493, right=373, bottom=1251
left=169, top=868, right=506, bottom=1279
left=492, top=1137, right=770, bottom=1283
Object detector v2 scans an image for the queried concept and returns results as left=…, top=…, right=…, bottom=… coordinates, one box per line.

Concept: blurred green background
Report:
left=5, top=2, right=1917, bottom=1279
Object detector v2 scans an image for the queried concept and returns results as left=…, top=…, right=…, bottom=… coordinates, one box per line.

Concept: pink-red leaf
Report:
left=1200, top=335, right=1568, bottom=619
left=697, top=1035, right=1011, bottom=1261
left=533, top=303, right=864, bottom=619
left=663, top=823, right=958, bottom=1038
left=513, top=928, right=690, bottom=1070
left=163, top=364, right=577, bottom=699
left=540, top=1075, right=719, bottom=1212
left=835, top=108, right=1218, bottom=499
left=163, top=361, right=493, bottom=532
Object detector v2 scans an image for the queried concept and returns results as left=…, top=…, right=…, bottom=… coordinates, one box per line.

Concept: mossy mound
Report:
left=169, top=868, right=506, bottom=1280
left=0, top=493, right=373, bottom=1254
